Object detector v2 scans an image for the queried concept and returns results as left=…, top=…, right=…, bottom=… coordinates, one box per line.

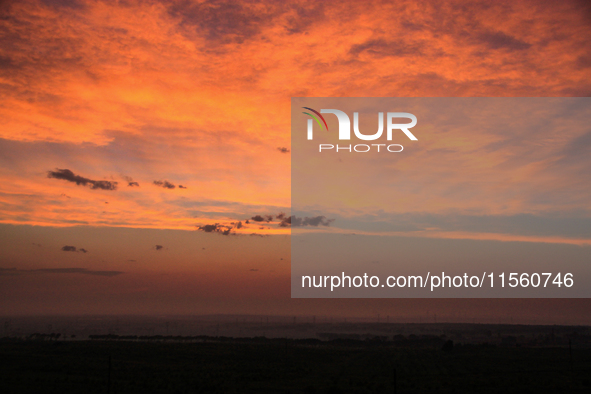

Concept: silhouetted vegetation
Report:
left=1, top=329, right=591, bottom=393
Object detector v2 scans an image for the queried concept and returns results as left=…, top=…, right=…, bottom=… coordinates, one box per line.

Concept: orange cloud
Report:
left=0, top=0, right=589, bottom=233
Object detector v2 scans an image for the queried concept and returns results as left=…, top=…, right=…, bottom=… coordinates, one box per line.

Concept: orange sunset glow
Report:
left=1, top=0, right=590, bottom=321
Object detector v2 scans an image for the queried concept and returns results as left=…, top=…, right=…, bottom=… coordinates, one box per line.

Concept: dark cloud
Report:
left=559, top=86, right=591, bottom=97
left=279, top=216, right=291, bottom=227
left=40, top=0, right=87, bottom=11
left=477, top=31, right=531, bottom=51
left=168, top=1, right=327, bottom=46
left=178, top=185, right=187, bottom=189
left=167, top=0, right=279, bottom=45
left=277, top=147, right=290, bottom=153
left=122, top=175, right=139, bottom=187
left=250, top=214, right=274, bottom=223
left=249, top=268, right=259, bottom=272
left=284, top=2, right=325, bottom=35
left=0, top=267, right=123, bottom=277
left=61, top=245, right=89, bottom=253
left=576, top=53, right=591, bottom=70
left=350, top=38, right=423, bottom=58
left=153, top=180, right=176, bottom=189
left=199, top=224, right=219, bottom=233
left=298, top=216, right=335, bottom=227
left=400, top=21, right=424, bottom=32
left=280, top=215, right=335, bottom=227
left=196, top=221, right=246, bottom=236
left=197, top=223, right=233, bottom=235
left=155, top=245, right=163, bottom=250
left=0, top=55, right=18, bottom=71
left=47, top=169, right=118, bottom=190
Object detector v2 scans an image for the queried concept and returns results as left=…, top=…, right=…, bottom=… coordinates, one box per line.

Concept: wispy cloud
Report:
left=0, top=267, right=123, bottom=277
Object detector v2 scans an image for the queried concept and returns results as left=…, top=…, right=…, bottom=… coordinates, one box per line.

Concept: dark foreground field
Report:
left=1, top=337, right=590, bottom=394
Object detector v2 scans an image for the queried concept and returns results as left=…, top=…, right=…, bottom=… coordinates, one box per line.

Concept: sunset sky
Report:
left=1, top=0, right=590, bottom=322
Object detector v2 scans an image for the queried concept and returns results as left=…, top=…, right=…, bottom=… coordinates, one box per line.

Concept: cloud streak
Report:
left=48, top=169, right=117, bottom=191
left=0, top=267, right=123, bottom=277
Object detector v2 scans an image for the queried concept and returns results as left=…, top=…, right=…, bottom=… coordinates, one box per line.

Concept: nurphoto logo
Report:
left=303, top=107, right=417, bottom=153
